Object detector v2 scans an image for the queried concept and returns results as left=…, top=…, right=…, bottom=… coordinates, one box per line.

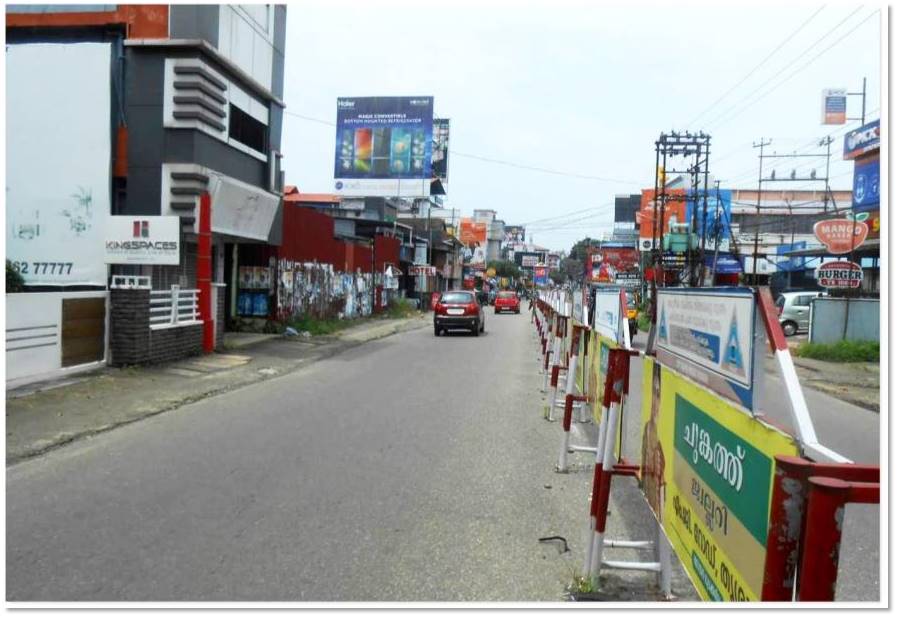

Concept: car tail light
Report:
left=466, top=302, right=478, bottom=315
left=435, top=303, right=445, bottom=315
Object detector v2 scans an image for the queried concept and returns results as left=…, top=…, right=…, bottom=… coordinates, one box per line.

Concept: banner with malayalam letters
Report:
left=639, top=358, right=799, bottom=601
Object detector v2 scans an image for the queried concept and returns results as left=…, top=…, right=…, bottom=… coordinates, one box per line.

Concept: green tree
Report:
left=487, top=259, right=521, bottom=279
left=561, top=257, right=584, bottom=281
left=549, top=269, right=567, bottom=285
left=567, top=237, right=596, bottom=263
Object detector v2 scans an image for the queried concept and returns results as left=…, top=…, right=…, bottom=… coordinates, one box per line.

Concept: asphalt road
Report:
left=8, top=311, right=609, bottom=602
left=7, top=314, right=879, bottom=602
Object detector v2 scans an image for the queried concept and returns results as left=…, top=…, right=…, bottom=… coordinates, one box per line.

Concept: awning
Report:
left=782, top=239, right=880, bottom=257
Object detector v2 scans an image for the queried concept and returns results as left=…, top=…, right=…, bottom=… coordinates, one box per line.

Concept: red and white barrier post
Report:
left=557, top=325, right=587, bottom=471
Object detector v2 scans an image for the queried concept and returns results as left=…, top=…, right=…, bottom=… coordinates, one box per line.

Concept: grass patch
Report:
left=286, top=315, right=356, bottom=336
left=383, top=297, right=419, bottom=319
left=795, top=340, right=879, bottom=363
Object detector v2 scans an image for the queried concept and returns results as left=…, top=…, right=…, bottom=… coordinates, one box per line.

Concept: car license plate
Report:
left=447, top=308, right=464, bottom=315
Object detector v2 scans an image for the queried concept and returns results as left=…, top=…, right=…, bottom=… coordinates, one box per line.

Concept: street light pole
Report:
left=752, top=138, right=772, bottom=283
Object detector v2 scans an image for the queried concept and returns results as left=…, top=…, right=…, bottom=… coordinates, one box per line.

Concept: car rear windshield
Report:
left=440, top=292, right=474, bottom=304
left=498, top=292, right=516, bottom=299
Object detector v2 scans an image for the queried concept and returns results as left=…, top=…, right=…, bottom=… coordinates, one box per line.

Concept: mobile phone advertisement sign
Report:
left=333, top=96, right=433, bottom=197
left=655, top=288, right=757, bottom=410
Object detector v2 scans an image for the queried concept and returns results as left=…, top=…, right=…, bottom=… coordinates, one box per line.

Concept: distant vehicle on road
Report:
left=776, top=290, right=827, bottom=336
left=626, top=292, right=638, bottom=341
left=494, top=291, right=520, bottom=314
left=434, top=290, right=486, bottom=336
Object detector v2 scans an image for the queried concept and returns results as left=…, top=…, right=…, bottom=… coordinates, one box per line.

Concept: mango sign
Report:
left=640, top=359, right=799, bottom=601
left=813, top=218, right=868, bottom=254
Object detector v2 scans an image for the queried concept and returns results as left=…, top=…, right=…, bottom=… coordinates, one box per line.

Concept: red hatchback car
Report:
left=434, top=290, right=486, bottom=336
left=494, top=290, right=520, bottom=314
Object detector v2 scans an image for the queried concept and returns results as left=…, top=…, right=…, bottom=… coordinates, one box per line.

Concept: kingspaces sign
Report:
left=104, top=216, right=180, bottom=265
left=333, top=96, right=434, bottom=197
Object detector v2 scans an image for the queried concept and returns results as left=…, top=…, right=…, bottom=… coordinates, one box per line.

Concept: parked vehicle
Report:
left=434, top=290, right=486, bottom=336
left=776, top=290, right=827, bottom=336
left=494, top=290, right=520, bottom=314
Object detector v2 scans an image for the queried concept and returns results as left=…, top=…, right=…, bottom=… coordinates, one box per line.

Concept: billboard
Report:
left=515, top=251, right=539, bottom=268
left=688, top=189, right=732, bottom=251
left=590, top=245, right=639, bottom=284
left=432, top=118, right=450, bottom=186
left=821, top=88, right=847, bottom=124
left=533, top=265, right=549, bottom=286
left=638, top=189, right=688, bottom=250
left=852, top=155, right=880, bottom=212
left=459, top=218, right=488, bottom=267
left=7, top=42, right=112, bottom=286
left=639, top=358, right=800, bottom=601
left=504, top=225, right=526, bottom=244
left=843, top=119, right=880, bottom=160
left=333, top=96, right=434, bottom=197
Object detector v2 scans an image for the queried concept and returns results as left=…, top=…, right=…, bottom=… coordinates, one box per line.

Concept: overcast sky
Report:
left=280, top=1, right=882, bottom=253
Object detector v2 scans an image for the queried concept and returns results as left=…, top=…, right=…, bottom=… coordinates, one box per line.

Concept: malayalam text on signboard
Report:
left=639, top=359, right=799, bottom=601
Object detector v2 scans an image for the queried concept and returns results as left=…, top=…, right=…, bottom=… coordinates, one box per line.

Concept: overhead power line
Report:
left=686, top=5, right=826, bottom=128
left=284, top=110, right=644, bottom=186
left=704, top=8, right=874, bottom=131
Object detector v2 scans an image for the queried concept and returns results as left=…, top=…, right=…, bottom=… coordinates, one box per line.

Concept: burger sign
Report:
left=815, top=260, right=863, bottom=289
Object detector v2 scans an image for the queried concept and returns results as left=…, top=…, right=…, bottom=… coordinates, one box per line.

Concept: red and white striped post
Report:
left=546, top=314, right=567, bottom=420
left=197, top=191, right=214, bottom=353
left=557, top=324, right=586, bottom=471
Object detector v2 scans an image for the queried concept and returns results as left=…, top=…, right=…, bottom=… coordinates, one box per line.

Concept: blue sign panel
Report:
left=852, top=157, right=880, bottom=212
left=333, top=96, right=434, bottom=196
left=843, top=119, right=880, bottom=160
left=776, top=241, right=808, bottom=272
left=687, top=188, right=732, bottom=247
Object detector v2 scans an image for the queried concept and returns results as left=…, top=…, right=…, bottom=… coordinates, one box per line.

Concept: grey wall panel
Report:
left=269, top=105, right=283, bottom=152
left=124, top=51, right=165, bottom=106
left=169, top=5, right=220, bottom=47
left=123, top=165, right=163, bottom=216
left=273, top=5, right=287, bottom=54
left=165, top=131, right=266, bottom=188
left=127, top=105, right=165, bottom=167
left=809, top=298, right=880, bottom=344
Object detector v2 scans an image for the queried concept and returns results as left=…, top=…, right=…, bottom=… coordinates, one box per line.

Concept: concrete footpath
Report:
left=6, top=315, right=429, bottom=465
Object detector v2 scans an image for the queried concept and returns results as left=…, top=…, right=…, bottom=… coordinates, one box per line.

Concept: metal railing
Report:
left=149, top=285, right=201, bottom=329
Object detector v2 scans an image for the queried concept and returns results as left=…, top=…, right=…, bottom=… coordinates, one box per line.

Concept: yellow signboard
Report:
left=639, top=358, right=799, bottom=601
left=588, top=334, right=618, bottom=423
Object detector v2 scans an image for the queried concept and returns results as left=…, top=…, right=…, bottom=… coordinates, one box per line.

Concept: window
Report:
left=794, top=295, right=812, bottom=307
left=228, top=104, right=267, bottom=154
left=440, top=292, right=474, bottom=304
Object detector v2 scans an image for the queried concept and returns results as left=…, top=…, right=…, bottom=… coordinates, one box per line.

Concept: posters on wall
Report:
left=7, top=42, right=112, bottom=286
left=593, top=288, right=625, bottom=342
left=590, top=246, right=640, bottom=284
left=655, top=288, right=757, bottom=410
left=333, top=96, right=434, bottom=197
left=460, top=218, right=488, bottom=267
left=639, top=358, right=799, bottom=601
left=852, top=155, right=880, bottom=212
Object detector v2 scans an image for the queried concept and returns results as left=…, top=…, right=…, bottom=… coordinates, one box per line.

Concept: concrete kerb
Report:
left=6, top=316, right=429, bottom=466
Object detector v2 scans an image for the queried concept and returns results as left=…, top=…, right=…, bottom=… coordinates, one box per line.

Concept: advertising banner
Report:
left=504, top=225, right=525, bottom=244
left=852, top=155, right=880, bottom=212
left=776, top=242, right=807, bottom=272
left=460, top=218, right=488, bottom=267
left=593, top=288, right=625, bottom=342
left=687, top=189, right=732, bottom=251
left=333, top=96, right=433, bottom=197
left=655, top=288, right=756, bottom=410
left=432, top=117, right=450, bottom=185
left=7, top=42, right=111, bottom=286
left=590, top=246, right=640, bottom=284
left=104, top=216, right=180, bottom=265
left=843, top=119, right=879, bottom=160
left=815, top=260, right=863, bottom=289
left=518, top=253, right=539, bottom=268
left=638, top=189, right=688, bottom=250
left=533, top=265, right=549, bottom=286
left=813, top=218, right=868, bottom=254
left=639, top=358, right=800, bottom=601
left=821, top=88, right=847, bottom=125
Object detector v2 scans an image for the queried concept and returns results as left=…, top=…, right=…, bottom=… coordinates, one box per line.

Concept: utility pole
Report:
left=820, top=135, right=834, bottom=211
left=751, top=138, right=772, bottom=283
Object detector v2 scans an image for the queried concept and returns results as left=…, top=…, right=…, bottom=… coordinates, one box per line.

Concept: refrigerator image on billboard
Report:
left=333, top=96, right=434, bottom=197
